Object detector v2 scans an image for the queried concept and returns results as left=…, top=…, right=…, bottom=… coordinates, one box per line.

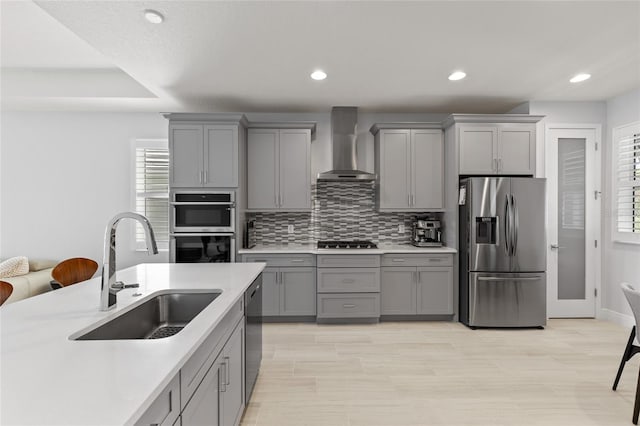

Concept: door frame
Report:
left=544, top=123, right=602, bottom=318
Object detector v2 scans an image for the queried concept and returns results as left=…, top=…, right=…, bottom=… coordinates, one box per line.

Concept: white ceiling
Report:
left=2, top=1, right=639, bottom=113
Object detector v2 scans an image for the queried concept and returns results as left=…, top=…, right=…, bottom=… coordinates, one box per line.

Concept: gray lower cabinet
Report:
left=182, top=319, right=244, bottom=426
left=380, top=267, right=415, bottom=315
left=242, top=255, right=316, bottom=318
left=316, top=255, right=381, bottom=321
left=380, top=254, right=454, bottom=316
left=260, top=266, right=316, bottom=316
left=137, top=299, right=246, bottom=426
left=134, top=374, right=181, bottom=426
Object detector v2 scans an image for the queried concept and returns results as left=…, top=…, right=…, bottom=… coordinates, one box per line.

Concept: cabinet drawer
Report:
left=381, top=253, right=452, bottom=267
left=243, top=254, right=315, bottom=267
left=180, top=300, right=243, bottom=410
left=135, top=374, right=180, bottom=426
left=317, top=255, right=380, bottom=268
left=317, top=293, right=380, bottom=318
left=317, top=268, right=380, bottom=293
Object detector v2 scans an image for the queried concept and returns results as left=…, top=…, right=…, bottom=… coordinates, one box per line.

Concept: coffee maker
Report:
left=412, top=217, right=442, bottom=247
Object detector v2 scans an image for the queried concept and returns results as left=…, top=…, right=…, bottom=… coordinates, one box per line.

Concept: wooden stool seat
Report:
left=51, top=258, right=99, bottom=287
left=0, top=281, right=14, bottom=306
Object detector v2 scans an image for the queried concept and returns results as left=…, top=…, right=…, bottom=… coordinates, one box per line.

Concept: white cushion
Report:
left=0, top=256, right=29, bottom=279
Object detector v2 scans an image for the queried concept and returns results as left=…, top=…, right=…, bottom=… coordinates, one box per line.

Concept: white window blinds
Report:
left=614, top=122, right=640, bottom=242
left=135, top=140, right=169, bottom=249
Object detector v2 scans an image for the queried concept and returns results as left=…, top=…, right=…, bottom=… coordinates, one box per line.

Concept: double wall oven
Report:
left=169, top=190, right=236, bottom=263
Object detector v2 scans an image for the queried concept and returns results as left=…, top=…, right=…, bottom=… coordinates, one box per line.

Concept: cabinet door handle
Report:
left=203, top=170, right=207, bottom=183
left=343, top=304, right=356, bottom=308
left=428, top=258, right=442, bottom=262
left=498, top=158, right=502, bottom=172
left=417, top=271, right=421, bottom=282
left=493, top=158, right=497, bottom=172
left=219, top=362, right=227, bottom=392
left=290, top=259, right=305, bottom=263
left=274, top=193, right=278, bottom=208
left=392, top=258, right=406, bottom=262
left=224, top=356, right=230, bottom=385
left=411, top=194, right=415, bottom=206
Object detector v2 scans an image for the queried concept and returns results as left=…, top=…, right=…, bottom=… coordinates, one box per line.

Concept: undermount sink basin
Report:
left=74, top=290, right=222, bottom=341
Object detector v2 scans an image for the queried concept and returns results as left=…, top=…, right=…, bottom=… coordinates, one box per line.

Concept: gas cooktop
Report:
left=316, top=240, right=378, bottom=249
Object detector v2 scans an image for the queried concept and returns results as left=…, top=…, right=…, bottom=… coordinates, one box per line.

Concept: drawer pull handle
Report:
left=343, top=304, right=356, bottom=308
left=392, top=259, right=406, bottom=262
left=342, top=278, right=356, bottom=283
left=429, top=258, right=442, bottom=262
left=291, top=259, right=305, bottom=263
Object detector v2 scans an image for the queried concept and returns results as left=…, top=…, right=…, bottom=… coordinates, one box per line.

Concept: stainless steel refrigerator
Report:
left=459, top=177, right=546, bottom=328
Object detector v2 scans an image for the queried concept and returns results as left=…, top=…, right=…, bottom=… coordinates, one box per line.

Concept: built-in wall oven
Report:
left=170, top=190, right=236, bottom=263
left=170, top=233, right=236, bottom=263
left=170, top=191, right=235, bottom=233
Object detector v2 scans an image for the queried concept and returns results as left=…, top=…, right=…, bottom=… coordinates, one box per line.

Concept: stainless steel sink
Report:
left=75, top=291, right=222, bottom=340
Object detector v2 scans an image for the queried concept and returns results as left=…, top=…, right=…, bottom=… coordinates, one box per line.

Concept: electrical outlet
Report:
left=398, top=224, right=405, bottom=234
left=287, top=225, right=294, bottom=234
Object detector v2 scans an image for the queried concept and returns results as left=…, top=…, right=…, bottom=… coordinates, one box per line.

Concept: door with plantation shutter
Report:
left=546, top=126, right=599, bottom=318
left=135, top=140, right=169, bottom=250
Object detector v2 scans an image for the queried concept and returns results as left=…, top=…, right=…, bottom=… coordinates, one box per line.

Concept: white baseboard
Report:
left=601, top=308, right=634, bottom=328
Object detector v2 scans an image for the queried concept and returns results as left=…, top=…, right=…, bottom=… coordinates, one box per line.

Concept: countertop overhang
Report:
left=0, top=262, right=265, bottom=426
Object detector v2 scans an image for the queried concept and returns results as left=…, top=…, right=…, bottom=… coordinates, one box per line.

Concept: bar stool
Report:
left=51, top=258, right=98, bottom=289
left=615, top=282, right=640, bottom=424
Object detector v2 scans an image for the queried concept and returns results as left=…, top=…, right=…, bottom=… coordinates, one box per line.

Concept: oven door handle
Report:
left=170, top=202, right=235, bottom=206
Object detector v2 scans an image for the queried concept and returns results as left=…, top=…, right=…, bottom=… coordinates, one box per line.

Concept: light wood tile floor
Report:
left=241, top=319, right=635, bottom=426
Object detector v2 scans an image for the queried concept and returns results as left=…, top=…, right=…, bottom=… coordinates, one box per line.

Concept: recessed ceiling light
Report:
left=448, top=71, right=466, bottom=81
left=310, top=70, right=327, bottom=81
left=144, top=9, right=164, bottom=24
left=570, top=73, right=591, bottom=83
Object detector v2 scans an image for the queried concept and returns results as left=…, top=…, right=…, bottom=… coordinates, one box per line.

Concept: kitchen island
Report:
left=0, top=262, right=265, bottom=426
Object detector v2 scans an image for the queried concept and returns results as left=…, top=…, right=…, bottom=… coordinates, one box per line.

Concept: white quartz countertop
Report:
left=238, top=243, right=457, bottom=255
left=0, top=262, right=265, bottom=426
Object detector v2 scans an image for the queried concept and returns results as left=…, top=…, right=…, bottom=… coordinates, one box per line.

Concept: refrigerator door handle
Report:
left=504, top=194, right=511, bottom=256
left=478, top=276, right=542, bottom=282
left=511, top=194, right=518, bottom=256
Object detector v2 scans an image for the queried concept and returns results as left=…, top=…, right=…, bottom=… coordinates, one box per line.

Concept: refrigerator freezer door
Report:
left=510, top=178, right=547, bottom=272
left=468, top=272, right=546, bottom=327
left=468, top=177, right=511, bottom=272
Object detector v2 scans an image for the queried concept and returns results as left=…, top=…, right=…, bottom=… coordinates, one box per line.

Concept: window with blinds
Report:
left=135, top=140, right=169, bottom=249
left=614, top=122, right=640, bottom=243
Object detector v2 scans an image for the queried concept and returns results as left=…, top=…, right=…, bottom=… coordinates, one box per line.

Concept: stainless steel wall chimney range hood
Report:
left=317, top=107, right=377, bottom=181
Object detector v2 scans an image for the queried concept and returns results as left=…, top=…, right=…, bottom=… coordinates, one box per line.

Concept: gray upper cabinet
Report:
left=445, top=115, right=543, bottom=176
left=247, top=126, right=313, bottom=211
left=372, top=124, right=444, bottom=211
left=166, top=114, right=247, bottom=188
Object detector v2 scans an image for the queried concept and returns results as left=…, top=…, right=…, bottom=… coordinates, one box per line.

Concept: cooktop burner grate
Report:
left=316, top=240, right=378, bottom=249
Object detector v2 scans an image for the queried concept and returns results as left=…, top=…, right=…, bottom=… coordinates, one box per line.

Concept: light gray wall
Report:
left=603, top=88, right=640, bottom=323
left=0, top=112, right=169, bottom=269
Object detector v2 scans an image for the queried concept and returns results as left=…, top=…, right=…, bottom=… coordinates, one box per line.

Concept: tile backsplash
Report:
left=248, top=181, right=439, bottom=245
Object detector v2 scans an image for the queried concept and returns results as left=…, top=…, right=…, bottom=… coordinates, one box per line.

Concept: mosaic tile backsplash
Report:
left=248, top=181, right=439, bottom=245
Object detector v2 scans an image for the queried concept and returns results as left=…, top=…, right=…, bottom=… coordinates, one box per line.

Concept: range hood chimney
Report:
left=317, top=107, right=376, bottom=181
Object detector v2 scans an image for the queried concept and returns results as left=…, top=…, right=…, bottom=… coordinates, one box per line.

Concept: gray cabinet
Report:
left=181, top=320, right=244, bottom=426
left=135, top=374, right=180, bottom=426
left=446, top=115, right=541, bottom=176
left=181, top=359, right=220, bottom=426
left=247, top=127, right=312, bottom=211
left=243, top=255, right=316, bottom=317
left=371, top=124, right=444, bottom=211
left=380, top=254, right=454, bottom=316
left=166, top=114, right=247, bottom=188
left=316, top=254, right=381, bottom=321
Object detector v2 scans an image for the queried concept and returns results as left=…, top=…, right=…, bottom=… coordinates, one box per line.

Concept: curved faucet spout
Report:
left=101, top=212, right=158, bottom=311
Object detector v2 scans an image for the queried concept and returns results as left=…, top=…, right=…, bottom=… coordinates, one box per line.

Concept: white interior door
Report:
left=546, top=126, right=600, bottom=318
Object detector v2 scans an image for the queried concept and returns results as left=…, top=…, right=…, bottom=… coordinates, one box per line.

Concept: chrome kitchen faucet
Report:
left=100, top=212, right=158, bottom=311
